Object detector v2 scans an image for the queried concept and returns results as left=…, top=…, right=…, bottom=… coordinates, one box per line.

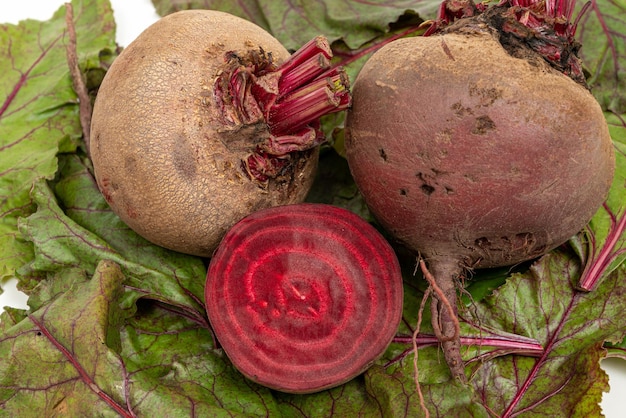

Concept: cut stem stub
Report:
left=214, top=35, right=350, bottom=184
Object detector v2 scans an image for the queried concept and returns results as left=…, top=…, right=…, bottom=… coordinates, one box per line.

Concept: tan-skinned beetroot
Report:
left=90, top=10, right=349, bottom=256
left=344, top=0, right=615, bottom=381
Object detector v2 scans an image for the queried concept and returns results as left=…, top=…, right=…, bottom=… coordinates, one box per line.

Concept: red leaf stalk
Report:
left=423, top=0, right=591, bottom=85
left=214, top=35, right=351, bottom=184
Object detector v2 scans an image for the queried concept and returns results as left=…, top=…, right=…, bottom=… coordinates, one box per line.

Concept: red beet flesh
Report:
left=204, top=203, right=403, bottom=394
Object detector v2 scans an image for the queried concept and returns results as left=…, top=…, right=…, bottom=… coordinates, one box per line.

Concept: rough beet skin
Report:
left=344, top=0, right=615, bottom=381
left=90, top=10, right=348, bottom=256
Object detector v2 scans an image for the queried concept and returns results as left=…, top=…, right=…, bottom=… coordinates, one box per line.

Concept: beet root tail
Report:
left=420, top=258, right=466, bottom=383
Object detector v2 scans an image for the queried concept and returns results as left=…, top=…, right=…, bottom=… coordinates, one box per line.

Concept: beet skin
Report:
left=345, top=27, right=615, bottom=381
left=346, top=31, right=614, bottom=269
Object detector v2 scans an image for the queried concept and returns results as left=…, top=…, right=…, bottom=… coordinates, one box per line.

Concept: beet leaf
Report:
left=576, top=0, right=626, bottom=114
left=0, top=260, right=133, bottom=416
left=0, top=0, right=116, bottom=282
left=1, top=260, right=287, bottom=416
left=18, top=156, right=207, bottom=321
left=469, top=250, right=625, bottom=417
left=150, top=0, right=442, bottom=50
left=574, top=122, right=626, bottom=291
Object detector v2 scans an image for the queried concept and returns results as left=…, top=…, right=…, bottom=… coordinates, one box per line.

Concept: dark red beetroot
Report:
left=204, top=203, right=403, bottom=394
left=344, top=0, right=615, bottom=381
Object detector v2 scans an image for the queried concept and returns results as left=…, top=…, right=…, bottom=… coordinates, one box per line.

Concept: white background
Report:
left=2, top=1, right=625, bottom=416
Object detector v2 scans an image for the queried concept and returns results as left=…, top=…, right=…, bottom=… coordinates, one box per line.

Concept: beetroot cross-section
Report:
left=204, top=203, right=404, bottom=394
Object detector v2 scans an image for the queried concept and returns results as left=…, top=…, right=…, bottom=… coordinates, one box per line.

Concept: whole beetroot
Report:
left=90, top=10, right=349, bottom=256
left=344, top=0, right=615, bottom=380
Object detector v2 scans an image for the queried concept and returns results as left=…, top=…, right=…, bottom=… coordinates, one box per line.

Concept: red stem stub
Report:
left=204, top=203, right=404, bottom=394
left=424, top=0, right=589, bottom=85
left=214, top=36, right=350, bottom=185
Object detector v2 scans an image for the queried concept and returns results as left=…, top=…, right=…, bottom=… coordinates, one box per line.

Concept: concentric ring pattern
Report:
left=205, top=203, right=403, bottom=394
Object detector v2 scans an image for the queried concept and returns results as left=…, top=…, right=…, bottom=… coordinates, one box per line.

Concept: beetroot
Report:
left=204, top=203, right=403, bottom=394
left=90, top=10, right=349, bottom=256
left=344, top=0, right=615, bottom=380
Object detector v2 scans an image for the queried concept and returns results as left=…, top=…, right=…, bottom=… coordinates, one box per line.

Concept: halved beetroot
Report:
left=204, top=203, right=403, bottom=394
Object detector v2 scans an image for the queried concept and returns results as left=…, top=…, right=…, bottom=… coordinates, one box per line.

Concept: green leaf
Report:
left=467, top=250, right=625, bottom=416
left=305, top=148, right=372, bottom=221
left=151, top=0, right=441, bottom=50
left=0, top=307, right=28, bottom=334
left=120, top=300, right=283, bottom=416
left=572, top=118, right=626, bottom=291
left=0, top=0, right=117, bottom=281
left=1, top=261, right=283, bottom=416
left=461, top=266, right=516, bottom=305
left=366, top=361, right=490, bottom=417
left=27, top=267, right=90, bottom=312
left=17, top=156, right=207, bottom=318
left=572, top=0, right=626, bottom=293
left=151, top=0, right=272, bottom=32
left=577, top=0, right=626, bottom=114
left=0, top=260, right=130, bottom=416
left=274, top=378, right=379, bottom=416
